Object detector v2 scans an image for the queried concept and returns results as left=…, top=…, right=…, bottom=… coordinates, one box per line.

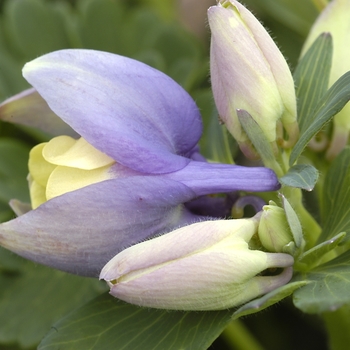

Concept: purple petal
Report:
left=166, top=160, right=280, bottom=195
left=0, top=177, right=198, bottom=277
left=23, top=50, right=203, bottom=174
left=0, top=88, right=77, bottom=137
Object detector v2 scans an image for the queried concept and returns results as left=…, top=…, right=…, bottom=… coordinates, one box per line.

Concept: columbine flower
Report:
left=0, top=49, right=280, bottom=277
left=208, top=0, right=298, bottom=158
left=301, top=0, right=350, bottom=159
left=100, top=216, right=294, bottom=310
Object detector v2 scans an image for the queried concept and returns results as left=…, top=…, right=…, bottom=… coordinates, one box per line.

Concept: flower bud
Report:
left=258, top=201, right=294, bottom=253
left=100, top=217, right=294, bottom=310
left=208, top=0, right=298, bottom=157
left=301, top=0, right=350, bottom=159
left=28, top=135, right=115, bottom=209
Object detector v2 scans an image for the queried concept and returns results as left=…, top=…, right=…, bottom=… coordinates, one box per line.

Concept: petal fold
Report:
left=23, top=50, right=203, bottom=174
left=43, top=136, right=115, bottom=170
left=0, top=177, right=198, bottom=277
left=0, top=88, right=77, bottom=137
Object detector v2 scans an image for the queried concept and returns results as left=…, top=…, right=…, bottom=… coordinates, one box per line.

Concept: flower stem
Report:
left=221, top=320, right=265, bottom=350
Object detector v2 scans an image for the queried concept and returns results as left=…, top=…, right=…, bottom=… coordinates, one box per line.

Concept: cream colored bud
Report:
left=208, top=0, right=298, bottom=156
left=100, top=218, right=294, bottom=310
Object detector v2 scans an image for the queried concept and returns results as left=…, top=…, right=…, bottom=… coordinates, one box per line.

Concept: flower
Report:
left=301, top=0, right=350, bottom=159
left=100, top=216, right=294, bottom=310
left=0, top=49, right=280, bottom=277
left=208, top=0, right=298, bottom=158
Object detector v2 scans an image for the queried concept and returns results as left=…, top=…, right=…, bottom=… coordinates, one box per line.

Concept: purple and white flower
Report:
left=0, top=49, right=279, bottom=277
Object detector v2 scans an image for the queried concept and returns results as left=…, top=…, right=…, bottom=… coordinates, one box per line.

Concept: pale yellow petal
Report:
left=46, top=164, right=114, bottom=200
left=43, top=135, right=115, bottom=170
left=28, top=143, right=57, bottom=187
left=28, top=177, right=47, bottom=209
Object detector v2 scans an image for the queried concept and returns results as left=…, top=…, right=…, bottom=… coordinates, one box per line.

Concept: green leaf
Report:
left=39, top=293, right=233, bottom=350
left=77, top=0, right=126, bottom=54
left=195, top=89, right=236, bottom=164
left=3, top=0, right=70, bottom=59
left=242, top=0, right=318, bottom=37
left=133, top=49, right=166, bottom=72
left=296, top=232, right=346, bottom=271
left=290, top=71, right=350, bottom=165
left=168, top=58, right=208, bottom=92
left=237, top=109, right=275, bottom=164
left=147, top=24, right=202, bottom=67
left=281, top=194, right=303, bottom=248
left=319, top=147, right=350, bottom=242
left=0, top=208, right=13, bottom=224
left=138, top=0, right=177, bottom=22
left=294, top=33, right=333, bottom=133
left=232, top=281, right=309, bottom=320
left=279, top=164, right=319, bottom=191
left=0, top=138, right=31, bottom=204
left=0, top=49, right=28, bottom=97
left=122, top=8, right=164, bottom=57
left=0, top=259, right=106, bottom=349
left=293, top=249, right=350, bottom=313
left=0, top=245, right=25, bottom=272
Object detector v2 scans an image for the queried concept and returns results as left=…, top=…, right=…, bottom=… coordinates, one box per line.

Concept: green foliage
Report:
left=0, top=253, right=106, bottom=349
left=232, top=281, right=309, bottom=320
left=290, top=71, right=350, bottom=165
left=196, top=89, right=236, bottom=164
left=285, top=145, right=350, bottom=320
left=3, top=0, right=70, bottom=58
left=281, top=194, right=303, bottom=248
left=320, top=147, right=350, bottom=242
left=293, top=249, right=350, bottom=313
left=0, top=138, right=30, bottom=204
left=77, top=0, right=126, bottom=53
left=291, top=148, right=350, bottom=315
left=237, top=110, right=277, bottom=168
left=279, top=164, right=319, bottom=191
left=294, top=33, right=333, bottom=133
left=296, top=232, right=346, bottom=271
left=39, top=293, right=232, bottom=350
left=243, top=0, right=318, bottom=37
left=0, top=0, right=208, bottom=100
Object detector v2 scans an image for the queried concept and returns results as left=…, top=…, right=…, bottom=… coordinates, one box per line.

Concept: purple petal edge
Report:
left=0, top=88, right=77, bottom=137
left=167, top=160, right=280, bottom=195
left=23, top=49, right=203, bottom=174
left=0, top=177, right=198, bottom=277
